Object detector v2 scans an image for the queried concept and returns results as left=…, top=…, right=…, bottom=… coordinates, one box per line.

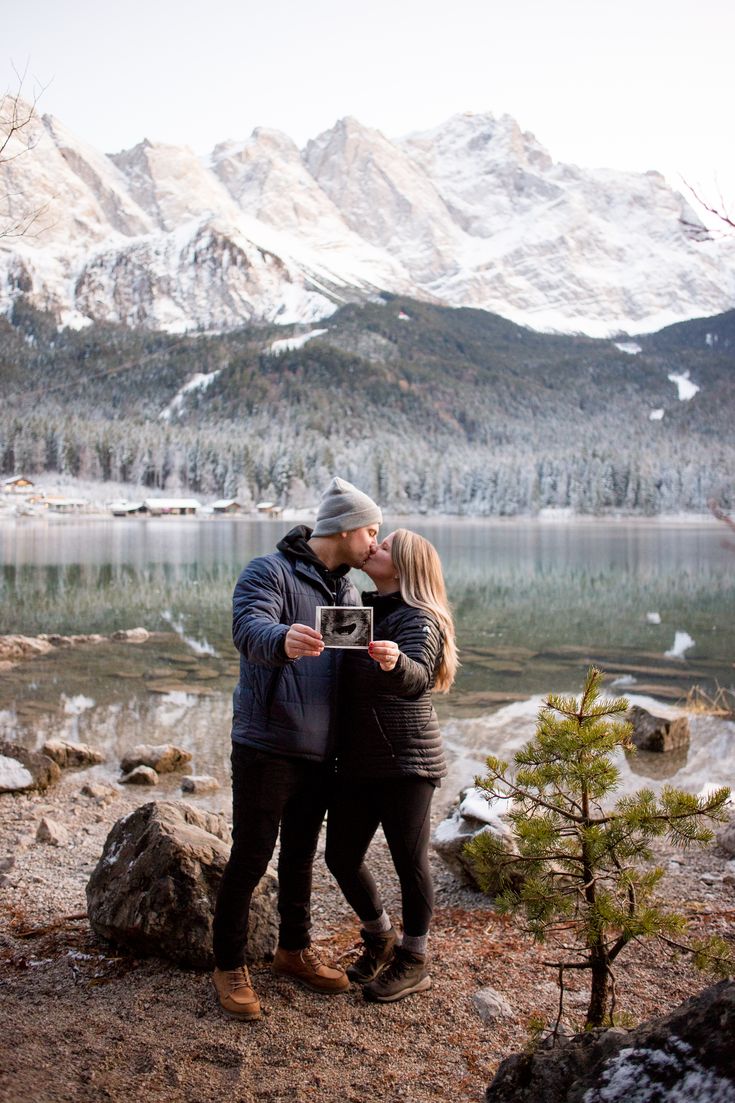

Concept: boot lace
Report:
left=224, top=966, right=252, bottom=991
left=301, top=946, right=326, bottom=970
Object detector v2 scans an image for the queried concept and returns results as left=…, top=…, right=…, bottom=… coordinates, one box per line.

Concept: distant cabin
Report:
left=255, top=501, right=283, bottom=516
left=143, top=498, right=200, bottom=516
left=46, top=497, right=88, bottom=513
left=213, top=499, right=244, bottom=514
left=110, top=501, right=147, bottom=516
left=2, top=475, right=35, bottom=494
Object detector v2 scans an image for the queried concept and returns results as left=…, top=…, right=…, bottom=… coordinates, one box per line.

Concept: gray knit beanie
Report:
left=312, top=477, right=382, bottom=537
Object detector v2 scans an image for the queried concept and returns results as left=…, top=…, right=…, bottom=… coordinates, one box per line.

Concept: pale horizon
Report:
left=3, top=0, right=734, bottom=211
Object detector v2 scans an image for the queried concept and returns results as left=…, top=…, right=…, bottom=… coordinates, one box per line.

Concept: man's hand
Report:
left=284, top=624, right=324, bottom=660
left=368, top=640, right=400, bottom=672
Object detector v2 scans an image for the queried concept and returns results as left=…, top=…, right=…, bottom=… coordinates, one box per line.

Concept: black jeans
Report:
left=212, top=742, right=330, bottom=970
left=325, top=776, right=436, bottom=938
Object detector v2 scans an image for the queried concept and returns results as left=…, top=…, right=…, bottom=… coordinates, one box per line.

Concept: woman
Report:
left=325, top=528, right=458, bottom=1003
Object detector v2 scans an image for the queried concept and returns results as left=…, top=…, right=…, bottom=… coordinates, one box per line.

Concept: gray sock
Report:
left=401, top=933, right=428, bottom=956
left=361, top=909, right=392, bottom=935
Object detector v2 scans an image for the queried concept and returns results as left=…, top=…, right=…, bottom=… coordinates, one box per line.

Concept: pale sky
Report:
left=3, top=0, right=734, bottom=205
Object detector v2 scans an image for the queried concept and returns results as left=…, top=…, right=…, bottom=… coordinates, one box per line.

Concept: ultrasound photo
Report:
left=316, top=606, right=373, bottom=649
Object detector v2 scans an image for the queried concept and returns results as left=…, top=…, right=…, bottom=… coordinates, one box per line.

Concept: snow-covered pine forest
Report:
left=2, top=297, right=733, bottom=516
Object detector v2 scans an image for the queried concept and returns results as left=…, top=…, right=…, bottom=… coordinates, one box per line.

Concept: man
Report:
left=212, top=476, right=382, bottom=1020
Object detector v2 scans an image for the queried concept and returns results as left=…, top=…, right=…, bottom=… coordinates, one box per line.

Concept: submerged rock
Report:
left=120, top=765, right=159, bottom=786
left=626, top=705, right=690, bottom=753
left=181, top=775, right=221, bottom=794
left=485, top=981, right=735, bottom=1103
left=42, top=739, right=105, bottom=769
left=86, top=800, right=277, bottom=968
left=112, top=627, right=150, bottom=642
left=0, top=742, right=61, bottom=794
left=120, top=743, right=192, bottom=774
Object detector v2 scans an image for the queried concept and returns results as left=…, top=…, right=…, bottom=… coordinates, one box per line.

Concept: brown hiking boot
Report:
left=212, top=965, right=261, bottom=1020
left=363, top=946, right=431, bottom=1003
left=347, top=927, right=398, bottom=985
left=272, top=945, right=350, bottom=994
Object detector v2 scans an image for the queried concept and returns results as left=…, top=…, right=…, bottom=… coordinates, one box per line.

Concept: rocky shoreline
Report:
left=1, top=746, right=734, bottom=1102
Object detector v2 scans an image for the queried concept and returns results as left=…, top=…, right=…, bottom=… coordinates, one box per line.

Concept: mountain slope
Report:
left=2, top=298, right=732, bottom=515
left=1, top=106, right=733, bottom=336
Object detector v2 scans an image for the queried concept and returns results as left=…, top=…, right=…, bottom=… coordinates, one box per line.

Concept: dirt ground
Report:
left=1, top=780, right=734, bottom=1103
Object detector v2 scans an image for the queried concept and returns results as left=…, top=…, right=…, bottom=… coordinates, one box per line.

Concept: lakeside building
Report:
left=142, top=498, right=201, bottom=516
left=2, top=476, right=35, bottom=494
left=212, top=499, right=245, bottom=514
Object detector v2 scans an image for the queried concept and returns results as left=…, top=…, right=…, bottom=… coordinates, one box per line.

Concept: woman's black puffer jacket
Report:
left=336, top=591, right=447, bottom=782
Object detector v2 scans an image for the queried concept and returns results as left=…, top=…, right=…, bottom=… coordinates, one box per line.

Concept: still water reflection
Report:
left=1, top=517, right=733, bottom=802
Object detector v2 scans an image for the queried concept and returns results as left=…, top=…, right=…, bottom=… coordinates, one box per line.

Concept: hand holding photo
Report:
left=316, top=606, right=373, bottom=649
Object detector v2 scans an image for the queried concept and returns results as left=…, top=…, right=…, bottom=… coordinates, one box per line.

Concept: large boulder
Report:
left=0, top=741, right=61, bottom=794
left=120, top=743, right=192, bottom=774
left=432, top=786, right=518, bottom=891
left=625, top=705, right=690, bottom=753
left=86, top=800, right=277, bottom=968
left=485, top=981, right=735, bottom=1103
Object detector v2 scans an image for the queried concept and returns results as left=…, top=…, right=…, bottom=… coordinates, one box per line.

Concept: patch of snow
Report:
left=159, top=370, right=221, bottom=421
left=62, top=694, right=96, bottom=715
left=397, top=311, right=411, bottom=320
left=646, top=612, right=662, bottom=624
left=667, top=370, right=700, bottom=401
left=610, top=674, right=638, bottom=687
left=583, top=1038, right=735, bottom=1103
left=613, top=341, right=641, bottom=355
left=0, top=755, right=34, bottom=790
left=58, top=310, right=93, bottom=331
left=649, top=408, right=665, bottom=421
left=267, top=328, right=328, bottom=355
left=665, top=630, right=695, bottom=659
left=161, top=610, right=217, bottom=656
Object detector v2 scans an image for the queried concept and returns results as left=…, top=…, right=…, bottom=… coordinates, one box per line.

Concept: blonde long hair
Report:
left=390, top=528, right=458, bottom=693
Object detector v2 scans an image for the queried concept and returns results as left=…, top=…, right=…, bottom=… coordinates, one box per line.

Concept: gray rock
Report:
left=485, top=981, right=735, bottom=1103
left=181, top=775, right=221, bottom=794
left=120, top=765, right=159, bottom=786
left=625, top=705, right=690, bottom=753
left=86, top=800, right=277, bottom=968
left=0, top=742, right=61, bottom=794
left=36, top=817, right=70, bottom=847
left=120, top=743, right=192, bottom=774
left=42, top=739, right=105, bottom=769
left=432, top=786, right=518, bottom=891
left=472, top=986, right=515, bottom=1022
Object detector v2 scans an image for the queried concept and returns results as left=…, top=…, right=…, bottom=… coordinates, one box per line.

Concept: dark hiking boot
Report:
left=363, top=945, right=431, bottom=1003
left=212, top=965, right=261, bottom=1020
left=273, top=945, right=350, bottom=993
left=347, top=926, right=398, bottom=984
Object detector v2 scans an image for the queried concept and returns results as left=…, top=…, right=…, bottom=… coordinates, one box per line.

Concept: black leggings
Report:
left=325, top=776, right=436, bottom=937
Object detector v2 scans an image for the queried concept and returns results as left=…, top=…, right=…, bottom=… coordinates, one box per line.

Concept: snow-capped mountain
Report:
left=1, top=103, right=733, bottom=336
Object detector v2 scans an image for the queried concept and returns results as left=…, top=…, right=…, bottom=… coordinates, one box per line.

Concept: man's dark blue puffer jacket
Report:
left=231, top=526, right=359, bottom=761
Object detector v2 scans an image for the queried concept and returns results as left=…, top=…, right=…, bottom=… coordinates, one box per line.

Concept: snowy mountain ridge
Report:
left=1, top=104, right=733, bottom=337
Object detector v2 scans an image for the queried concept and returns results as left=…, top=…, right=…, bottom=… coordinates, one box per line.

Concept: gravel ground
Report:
left=1, top=778, right=734, bottom=1103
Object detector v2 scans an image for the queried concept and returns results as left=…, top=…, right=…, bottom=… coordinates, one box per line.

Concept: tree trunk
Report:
left=586, top=958, right=609, bottom=1027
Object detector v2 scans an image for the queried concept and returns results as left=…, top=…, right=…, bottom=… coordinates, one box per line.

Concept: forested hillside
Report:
left=1, top=296, right=733, bottom=514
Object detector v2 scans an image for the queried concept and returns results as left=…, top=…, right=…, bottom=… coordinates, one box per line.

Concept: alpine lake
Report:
left=1, top=516, right=734, bottom=808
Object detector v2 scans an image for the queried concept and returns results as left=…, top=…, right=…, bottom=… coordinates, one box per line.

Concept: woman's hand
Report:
left=368, top=640, right=400, bottom=672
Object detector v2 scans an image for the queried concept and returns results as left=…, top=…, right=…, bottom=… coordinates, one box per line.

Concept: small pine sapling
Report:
left=466, top=667, right=732, bottom=1029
